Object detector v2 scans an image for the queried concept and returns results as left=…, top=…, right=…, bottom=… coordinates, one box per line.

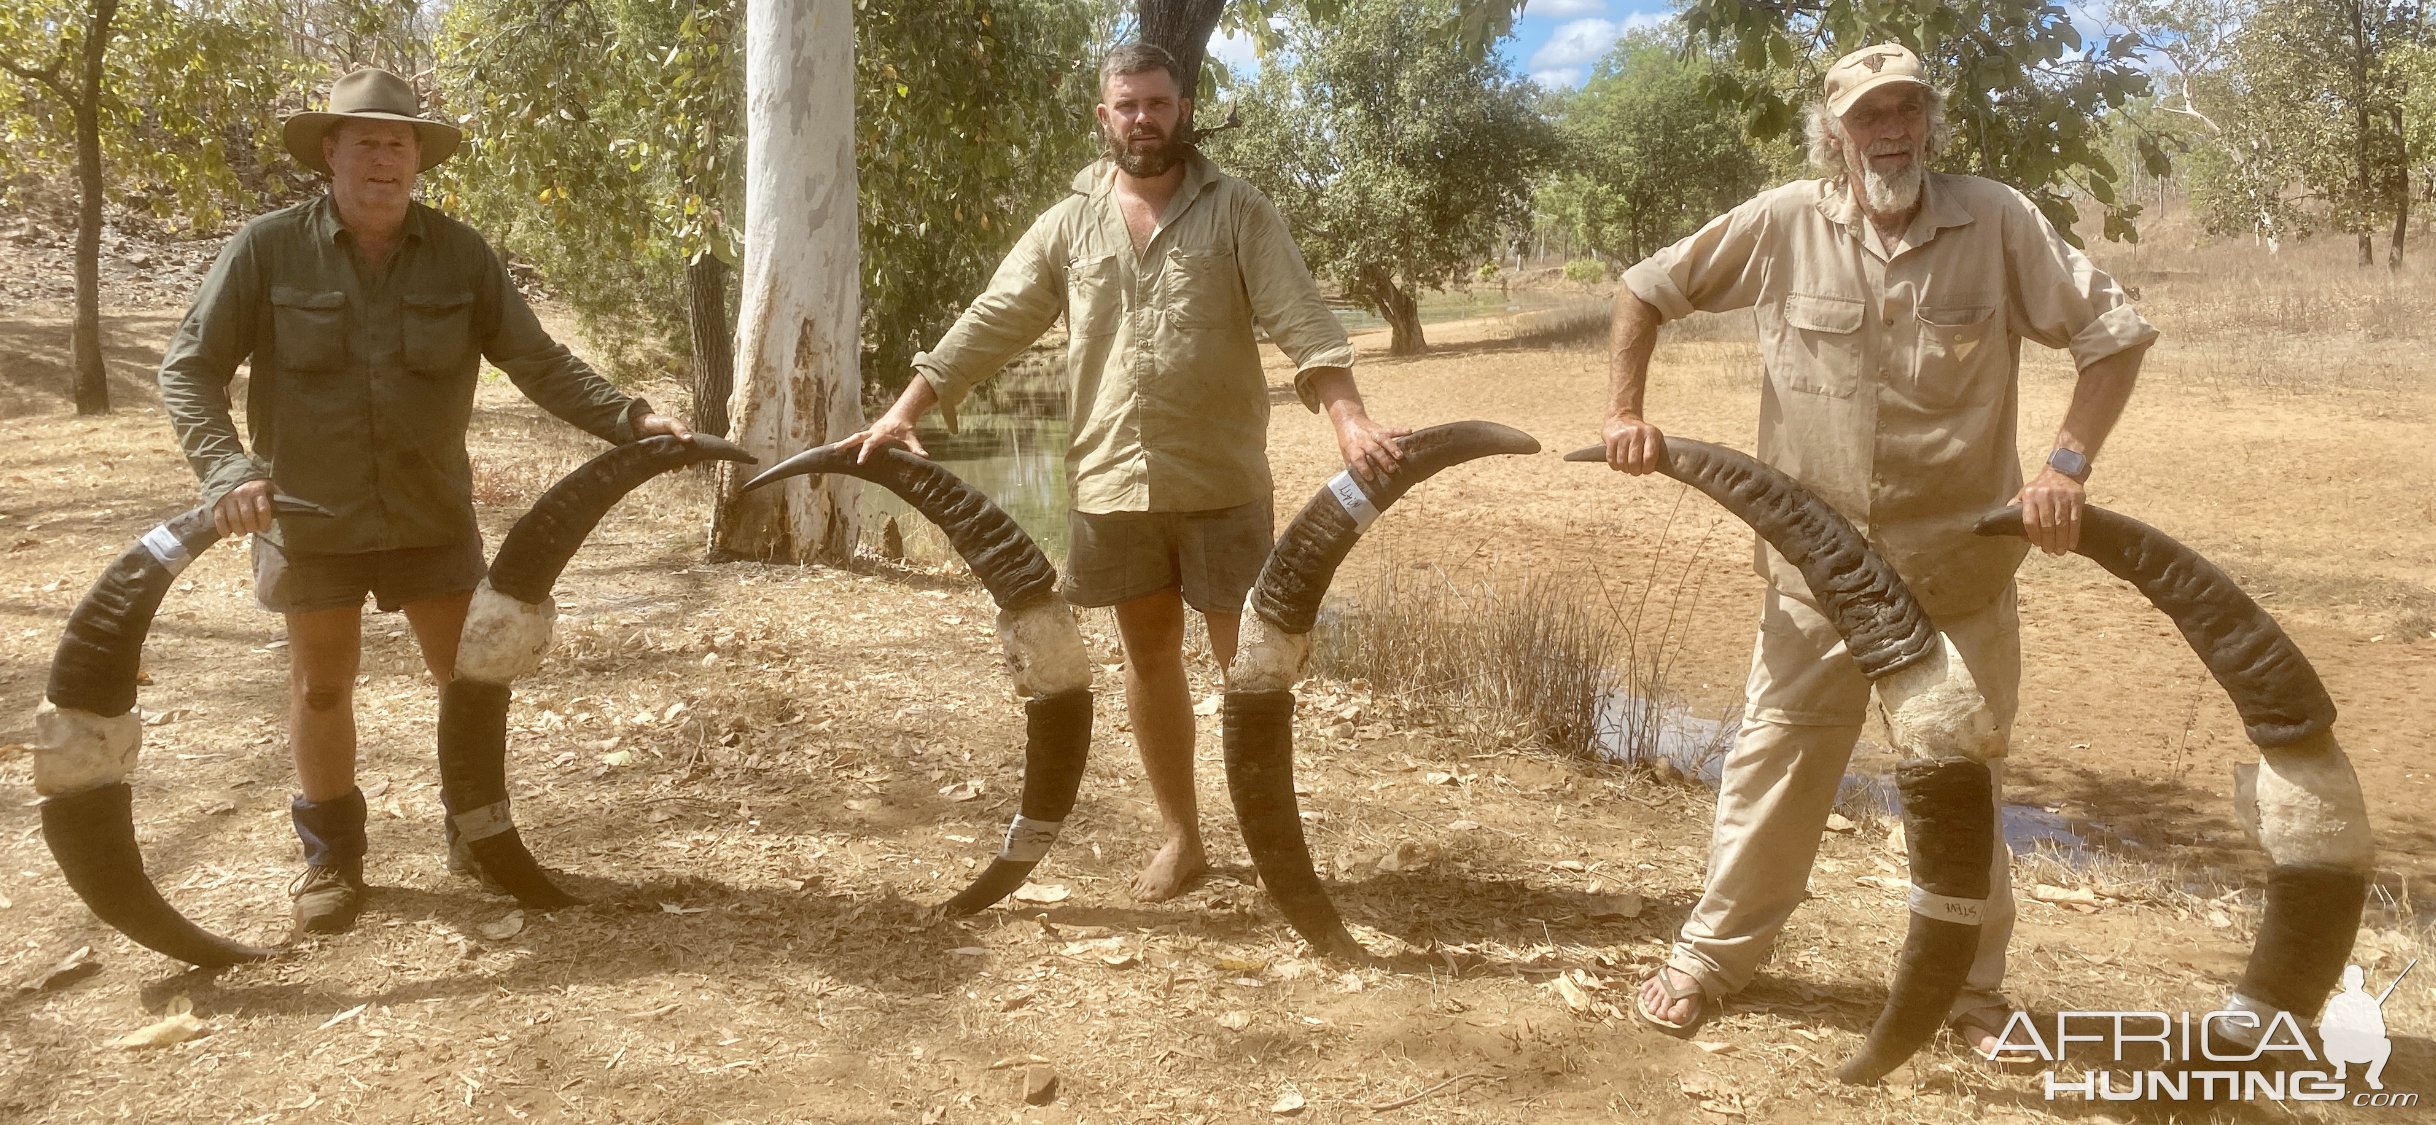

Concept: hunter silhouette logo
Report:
left=2324, top=960, right=2410, bottom=1091
left=1857, top=51, right=1897, bottom=73
left=1998, top=959, right=2419, bottom=1106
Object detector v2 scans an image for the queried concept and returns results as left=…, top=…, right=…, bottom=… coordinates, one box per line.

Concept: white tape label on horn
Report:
left=999, top=815, right=1064, bottom=862
left=1325, top=471, right=1381, bottom=533
left=138, top=523, right=193, bottom=576
left=453, top=800, right=516, bottom=843
left=1906, top=886, right=1986, bottom=925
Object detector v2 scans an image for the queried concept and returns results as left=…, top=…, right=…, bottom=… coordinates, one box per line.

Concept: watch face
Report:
left=2048, top=448, right=2089, bottom=479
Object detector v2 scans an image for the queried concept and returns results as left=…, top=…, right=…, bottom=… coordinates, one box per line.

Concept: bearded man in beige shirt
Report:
left=1599, top=44, right=2158, bottom=1050
left=845, top=44, right=1405, bottom=902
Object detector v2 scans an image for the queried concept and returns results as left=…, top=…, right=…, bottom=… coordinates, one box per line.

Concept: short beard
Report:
left=1859, top=159, right=1924, bottom=215
left=1105, top=123, right=1188, bottom=178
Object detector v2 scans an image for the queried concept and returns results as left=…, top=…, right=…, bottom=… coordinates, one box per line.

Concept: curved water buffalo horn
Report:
left=743, top=441, right=1092, bottom=915
left=1567, top=441, right=1989, bottom=1082
left=485, top=435, right=754, bottom=603
left=1226, top=421, right=1540, bottom=957
left=38, top=493, right=330, bottom=965
left=439, top=435, right=753, bottom=906
left=740, top=442, right=1059, bottom=611
left=1253, top=420, right=1541, bottom=634
left=1972, top=505, right=2335, bottom=747
left=1976, top=504, right=2365, bottom=1044
left=1563, top=441, right=1935, bottom=677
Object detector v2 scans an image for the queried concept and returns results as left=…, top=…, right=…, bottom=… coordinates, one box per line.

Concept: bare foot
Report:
left=1129, top=838, right=1207, bottom=902
left=1635, top=966, right=1705, bottom=1030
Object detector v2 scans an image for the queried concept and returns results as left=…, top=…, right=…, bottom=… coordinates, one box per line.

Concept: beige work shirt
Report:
left=1625, top=173, right=2158, bottom=619
left=913, top=152, right=1355, bottom=514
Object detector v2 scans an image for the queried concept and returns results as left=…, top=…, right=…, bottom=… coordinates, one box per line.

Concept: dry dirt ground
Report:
left=0, top=217, right=2430, bottom=1123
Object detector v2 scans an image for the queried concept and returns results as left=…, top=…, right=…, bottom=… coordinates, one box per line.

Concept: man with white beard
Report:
left=1596, top=44, right=2158, bottom=1052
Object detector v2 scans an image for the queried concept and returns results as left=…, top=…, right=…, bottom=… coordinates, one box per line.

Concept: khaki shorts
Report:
left=252, top=534, right=488, bottom=615
left=1061, top=498, right=1273, bottom=615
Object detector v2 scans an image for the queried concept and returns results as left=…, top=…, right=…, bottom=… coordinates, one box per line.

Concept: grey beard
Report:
left=1107, top=129, right=1187, bottom=177
left=1859, top=160, right=1924, bottom=215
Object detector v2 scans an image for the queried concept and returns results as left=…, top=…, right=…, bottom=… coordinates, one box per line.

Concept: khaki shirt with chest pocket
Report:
left=1624, top=172, right=2159, bottom=620
left=913, top=151, right=1356, bottom=515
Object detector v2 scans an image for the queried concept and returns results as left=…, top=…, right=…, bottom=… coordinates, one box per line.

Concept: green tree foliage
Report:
left=2228, top=0, right=2424, bottom=266
left=1539, top=28, right=1768, bottom=264
left=1206, top=0, right=1555, bottom=355
left=435, top=0, right=1097, bottom=397
left=2, top=0, right=317, bottom=412
left=1676, top=0, right=2160, bottom=245
left=858, top=0, right=1101, bottom=390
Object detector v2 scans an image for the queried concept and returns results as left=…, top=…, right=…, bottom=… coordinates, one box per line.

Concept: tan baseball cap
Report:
left=1824, top=43, right=1930, bottom=117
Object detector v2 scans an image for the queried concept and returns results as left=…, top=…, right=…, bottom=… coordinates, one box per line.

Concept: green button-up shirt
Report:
left=913, top=152, right=1356, bottom=514
left=158, top=194, right=646, bottom=554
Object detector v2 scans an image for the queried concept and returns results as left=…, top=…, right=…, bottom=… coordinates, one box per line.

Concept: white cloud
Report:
left=1527, top=13, right=1667, bottom=71
left=1530, top=0, right=1609, bottom=16
left=1207, top=27, right=1260, bottom=76
left=1530, top=68, right=1585, bottom=89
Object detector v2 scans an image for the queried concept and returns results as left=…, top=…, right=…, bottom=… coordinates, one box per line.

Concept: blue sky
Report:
left=1207, top=2, right=1681, bottom=91
left=1205, top=2, right=2125, bottom=91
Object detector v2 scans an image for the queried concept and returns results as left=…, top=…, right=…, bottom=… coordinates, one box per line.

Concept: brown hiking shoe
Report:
left=289, top=864, right=366, bottom=934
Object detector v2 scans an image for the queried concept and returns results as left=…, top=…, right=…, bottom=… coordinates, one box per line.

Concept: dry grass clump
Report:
left=1313, top=563, right=1620, bottom=759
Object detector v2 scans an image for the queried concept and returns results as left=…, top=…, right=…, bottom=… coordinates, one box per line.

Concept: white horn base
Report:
left=997, top=598, right=1091, bottom=698
left=34, top=700, right=142, bottom=797
left=1228, top=596, right=1312, bottom=693
left=456, top=580, right=558, bottom=686
left=2235, top=731, right=2374, bottom=871
left=1875, top=632, right=2000, bottom=762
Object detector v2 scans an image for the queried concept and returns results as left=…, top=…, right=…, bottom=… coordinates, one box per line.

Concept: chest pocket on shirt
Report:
left=1911, top=303, right=1997, bottom=410
left=1772, top=292, right=1865, bottom=399
left=270, top=286, right=347, bottom=373
left=1066, top=253, right=1121, bottom=338
left=1166, top=248, right=1244, bottom=329
left=403, top=291, right=476, bottom=377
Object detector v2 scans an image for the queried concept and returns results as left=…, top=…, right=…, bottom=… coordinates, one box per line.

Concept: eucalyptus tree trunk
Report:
left=711, top=0, right=859, bottom=561
left=70, top=0, right=121, bottom=415
left=1139, top=0, right=1226, bottom=107
left=685, top=251, right=733, bottom=438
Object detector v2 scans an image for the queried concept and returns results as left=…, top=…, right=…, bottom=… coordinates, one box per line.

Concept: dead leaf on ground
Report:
left=939, top=779, right=984, bottom=802
left=22, top=945, right=99, bottom=992
left=113, top=997, right=208, bottom=1049
left=1269, top=1086, right=1306, bottom=1115
left=476, top=911, right=527, bottom=940
left=316, top=1003, right=369, bottom=1031
left=1587, top=892, right=1644, bottom=921
left=1194, top=694, right=1221, bottom=716
left=1218, top=1010, right=1251, bottom=1031
left=1021, top=1065, right=1059, bottom=1106
left=1011, top=883, right=1069, bottom=904
left=659, top=902, right=710, bottom=915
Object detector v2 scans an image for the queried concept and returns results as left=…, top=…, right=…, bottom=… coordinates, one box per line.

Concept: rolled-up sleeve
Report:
left=1234, top=192, right=1353, bottom=412
left=1623, top=196, right=1772, bottom=321
left=477, top=243, right=642, bottom=444
left=912, top=206, right=1069, bottom=431
left=2002, top=191, right=2159, bottom=368
left=158, top=232, right=270, bottom=505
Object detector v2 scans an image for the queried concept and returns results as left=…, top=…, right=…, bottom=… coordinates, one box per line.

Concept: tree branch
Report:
left=0, top=53, right=70, bottom=99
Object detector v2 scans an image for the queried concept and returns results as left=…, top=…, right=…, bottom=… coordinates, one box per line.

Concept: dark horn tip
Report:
left=270, top=494, right=337, bottom=519
left=1972, top=506, right=2026, bottom=537
left=1562, top=444, right=1605, bottom=463
left=680, top=434, right=758, bottom=465
left=738, top=443, right=844, bottom=493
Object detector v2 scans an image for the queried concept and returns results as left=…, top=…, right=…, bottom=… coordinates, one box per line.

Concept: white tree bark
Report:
left=714, top=0, right=860, bottom=561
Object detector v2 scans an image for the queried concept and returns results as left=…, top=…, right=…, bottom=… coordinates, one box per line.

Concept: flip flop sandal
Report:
left=1950, top=1006, right=2038, bottom=1068
left=1636, top=968, right=1712, bottom=1038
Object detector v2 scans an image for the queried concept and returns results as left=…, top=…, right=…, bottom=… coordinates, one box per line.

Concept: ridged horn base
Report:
left=2237, top=863, right=2369, bottom=1019
left=437, top=680, right=580, bottom=909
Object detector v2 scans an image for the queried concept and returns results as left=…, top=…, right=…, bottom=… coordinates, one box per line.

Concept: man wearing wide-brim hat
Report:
left=1595, top=43, right=2157, bottom=1052
left=157, top=67, right=693, bottom=936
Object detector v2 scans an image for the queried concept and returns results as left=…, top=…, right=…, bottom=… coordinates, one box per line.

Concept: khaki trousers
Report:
left=1668, top=585, right=2021, bottom=1019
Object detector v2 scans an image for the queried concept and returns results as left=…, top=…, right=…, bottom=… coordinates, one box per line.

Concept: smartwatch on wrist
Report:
left=2046, top=447, right=2091, bottom=483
